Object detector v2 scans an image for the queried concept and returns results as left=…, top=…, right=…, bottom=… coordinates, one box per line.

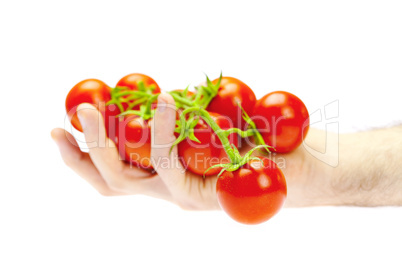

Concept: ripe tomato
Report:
left=116, top=73, right=161, bottom=111
left=177, top=112, right=238, bottom=176
left=116, top=115, right=152, bottom=169
left=66, top=79, right=111, bottom=132
left=116, top=73, right=161, bottom=92
left=252, top=91, right=309, bottom=153
left=216, top=157, right=287, bottom=225
left=206, top=77, right=256, bottom=129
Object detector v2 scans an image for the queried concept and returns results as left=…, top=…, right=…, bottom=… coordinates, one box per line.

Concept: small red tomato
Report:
left=116, top=73, right=160, bottom=92
left=116, top=73, right=161, bottom=111
left=216, top=157, right=287, bottom=225
left=117, top=115, right=152, bottom=169
left=177, top=112, right=238, bottom=176
left=207, top=77, right=256, bottom=129
left=65, top=79, right=111, bottom=132
left=252, top=91, right=309, bottom=153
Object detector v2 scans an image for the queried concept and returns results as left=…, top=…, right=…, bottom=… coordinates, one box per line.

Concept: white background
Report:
left=1, top=0, right=402, bottom=267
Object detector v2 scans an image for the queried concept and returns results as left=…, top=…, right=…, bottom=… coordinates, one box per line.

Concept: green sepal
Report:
left=203, top=164, right=228, bottom=179
left=237, top=103, right=271, bottom=154
left=182, top=85, right=190, bottom=97
left=106, top=99, right=125, bottom=113
left=202, top=144, right=272, bottom=178
left=118, top=110, right=142, bottom=117
left=188, top=130, right=201, bottom=143
left=126, top=97, right=148, bottom=110
left=242, top=145, right=272, bottom=160
left=107, top=81, right=158, bottom=118
left=169, top=111, right=188, bottom=154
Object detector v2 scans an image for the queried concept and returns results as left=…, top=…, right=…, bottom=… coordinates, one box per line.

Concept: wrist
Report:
left=284, top=128, right=342, bottom=207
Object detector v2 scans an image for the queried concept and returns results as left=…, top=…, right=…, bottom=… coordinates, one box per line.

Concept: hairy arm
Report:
left=333, top=126, right=402, bottom=206
left=284, top=126, right=402, bottom=207
left=53, top=94, right=402, bottom=208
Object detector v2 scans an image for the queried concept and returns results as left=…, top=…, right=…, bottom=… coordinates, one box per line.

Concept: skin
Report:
left=51, top=94, right=402, bottom=209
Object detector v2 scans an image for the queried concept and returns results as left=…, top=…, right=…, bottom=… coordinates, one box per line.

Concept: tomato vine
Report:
left=65, top=72, right=309, bottom=224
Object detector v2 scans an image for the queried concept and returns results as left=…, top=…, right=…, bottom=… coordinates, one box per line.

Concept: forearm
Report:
left=331, top=126, right=402, bottom=206
left=310, top=126, right=402, bottom=206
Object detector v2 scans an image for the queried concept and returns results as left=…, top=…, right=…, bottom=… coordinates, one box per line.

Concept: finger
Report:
left=51, top=128, right=121, bottom=196
left=76, top=103, right=151, bottom=190
left=151, top=94, right=186, bottom=189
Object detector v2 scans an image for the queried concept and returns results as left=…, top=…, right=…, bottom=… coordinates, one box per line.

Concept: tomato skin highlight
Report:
left=65, top=79, right=111, bottom=132
left=177, top=112, right=238, bottom=176
left=216, top=157, right=287, bottom=225
left=117, top=115, right=153, bottom=169
left=207, top=77, right=256, bottom=129
left=252, top=91, right=309, bottom=153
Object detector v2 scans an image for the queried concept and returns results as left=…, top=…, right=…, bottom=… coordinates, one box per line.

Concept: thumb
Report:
left=150, top=93, right=185, bottom=179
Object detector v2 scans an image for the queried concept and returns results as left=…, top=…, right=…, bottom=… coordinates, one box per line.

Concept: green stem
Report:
left=143, top=94, right=159, bottom=120
left=193, top=85, right=214, bottom=109
left=115, top=91, right=149, bottom=99
left=113, top=91, right=134, bottom=98
left=126, top=97, right=148, bottom=110
left=181, top=107, right=241, bottom=164
left=106, top=99, right=125, bottom=113
left=169, top=93, right=195, bottom=108
left=193, top=86, right=205, bottom=104
left=222, top=128, right=255, bottom=138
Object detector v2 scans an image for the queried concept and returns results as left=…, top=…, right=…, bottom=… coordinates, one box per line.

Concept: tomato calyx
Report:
left=118, top=94, right=159, bottom=121
left=168, top=86, right=195, bottom=109
left=193, top=74, right=222, bottom=109
left=105, top=80, right=160, bottom=121
left=168, top=74, right=222, bottom=110
left=171, top=112, right=201, bottom=152
left=205, top=144, right=272, bottom=177
left=107, top=81, right=158, bottom=113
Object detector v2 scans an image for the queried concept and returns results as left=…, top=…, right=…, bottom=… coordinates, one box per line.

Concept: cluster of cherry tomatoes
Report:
left=65, top=73, right=309, bottom=224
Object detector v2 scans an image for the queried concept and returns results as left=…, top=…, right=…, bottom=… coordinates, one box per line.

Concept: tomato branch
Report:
left=169, top=93, right=195, bottom=108
left=179, top=107, right=241, bottom=164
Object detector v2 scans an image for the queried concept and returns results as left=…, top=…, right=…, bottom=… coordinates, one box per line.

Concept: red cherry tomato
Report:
left=116, top=73, right=161, bottom=111
left=177, top=112, right=238, bottom=176
left=207, top=77, right=256, bottom=129
left=65, top=79, right=111, bottom=132
left=252, top=91, right=309, bottom=153
left=216, top=157, right=287, bottom=225
left=117, top=115, right=152, bottom=169
left=116, top=73, right=160, bottom=92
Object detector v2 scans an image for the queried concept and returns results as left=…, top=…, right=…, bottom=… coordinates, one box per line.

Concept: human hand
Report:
left=52, top=94, right=222, bottom=210
left=52, top=93, right=344, bottom=209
